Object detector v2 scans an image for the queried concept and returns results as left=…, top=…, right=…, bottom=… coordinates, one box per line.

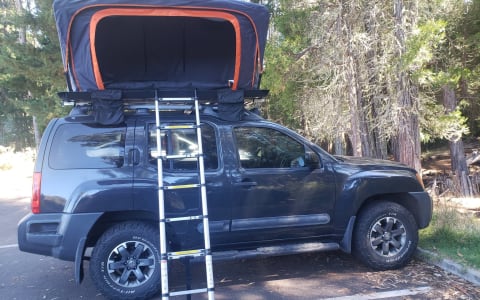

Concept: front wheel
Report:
left=352, top=201, right=418, bottom=270
left=90, top=222, right=161, bottom=300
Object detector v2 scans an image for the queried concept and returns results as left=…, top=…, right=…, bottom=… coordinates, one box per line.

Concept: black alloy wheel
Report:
left=352, top=201, right=418, bottom=270
left=90, top=222, right=161, bottom=300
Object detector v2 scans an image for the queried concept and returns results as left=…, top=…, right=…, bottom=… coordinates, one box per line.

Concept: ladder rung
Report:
left=126, top=104, right=196, bottom=111
left=169, top=288, right=208, bottom=297
left=160, top=153, right=199, bottom=160
left=156, top=104, right=196, bottom=110
left=163, top=183, right=201, bottom=190
left=166, top=215, right=204, bottom=222
left=158, top=97, right=195, bottom=101
left=168, top=249, right=206, bottom=259
left=161, top=124, right=197, bottom=130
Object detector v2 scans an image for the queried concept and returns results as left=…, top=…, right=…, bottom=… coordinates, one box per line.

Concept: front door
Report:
left=229, top=125, right=336, bottom=243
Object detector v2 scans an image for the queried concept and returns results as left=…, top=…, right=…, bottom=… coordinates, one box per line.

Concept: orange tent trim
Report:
left=64, top=4, right=264, bottom=91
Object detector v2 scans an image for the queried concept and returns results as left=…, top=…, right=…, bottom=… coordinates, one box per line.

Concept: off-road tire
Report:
left=90, top=222, right=161, bottom=300
left=352, top=201, right=418, bottom=270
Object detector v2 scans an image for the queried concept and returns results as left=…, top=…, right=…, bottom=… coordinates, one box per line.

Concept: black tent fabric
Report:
left=217, top=88, right=244, bottom=121
left=52, top=0, right=270, bottom=92
left=91, top=90, right=124, bottom=125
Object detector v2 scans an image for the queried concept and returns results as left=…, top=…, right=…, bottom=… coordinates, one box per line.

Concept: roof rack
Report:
left=63, top=89, right=268, bottom=123
left=58, top=89, right=269, bottom=108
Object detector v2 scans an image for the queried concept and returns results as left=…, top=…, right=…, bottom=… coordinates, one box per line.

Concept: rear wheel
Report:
left=90, top=222, right=161, bottom=300
left=352, top=201, right=418, bottom=270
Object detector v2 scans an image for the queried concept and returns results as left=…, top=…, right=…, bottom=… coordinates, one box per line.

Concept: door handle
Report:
left=234, top=180, right=257, bottom=188
left=128, top=148, right=140, bottom=165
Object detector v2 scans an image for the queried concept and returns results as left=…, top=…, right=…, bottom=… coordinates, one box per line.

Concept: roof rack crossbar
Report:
left=59, top=89, right=269, bottom=106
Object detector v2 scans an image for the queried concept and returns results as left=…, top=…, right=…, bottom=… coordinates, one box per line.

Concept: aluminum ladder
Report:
left=154, top=91, right=215, bottom=300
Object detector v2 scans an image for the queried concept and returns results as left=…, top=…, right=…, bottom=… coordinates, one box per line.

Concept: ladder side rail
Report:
left=155, top=92, right=170, bottom=300
left=194, top=96, right=215, bottom=300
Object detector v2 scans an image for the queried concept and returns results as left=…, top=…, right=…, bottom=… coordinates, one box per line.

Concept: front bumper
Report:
left=17, top=212, right=102, bottom=261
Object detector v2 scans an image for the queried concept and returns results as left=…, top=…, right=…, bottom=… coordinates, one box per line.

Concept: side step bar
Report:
left=187, top=242, right=341, bottom=263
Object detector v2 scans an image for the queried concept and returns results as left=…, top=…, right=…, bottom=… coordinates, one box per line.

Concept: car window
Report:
left=148, top=123, right=218, bottom=171
left=49, top=124, right=126, bottom=169
left=234, top=127, right=307, bottom=169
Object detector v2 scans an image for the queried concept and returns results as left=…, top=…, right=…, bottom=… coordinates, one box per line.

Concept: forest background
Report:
left=2, top=0, right=480, bottom=197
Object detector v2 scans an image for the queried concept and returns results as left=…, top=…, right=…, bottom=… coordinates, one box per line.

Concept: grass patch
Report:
left=419, top=198, right=480, bottom=269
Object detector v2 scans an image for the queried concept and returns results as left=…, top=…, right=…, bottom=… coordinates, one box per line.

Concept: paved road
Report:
left=1, top=170, right=479, bottom=299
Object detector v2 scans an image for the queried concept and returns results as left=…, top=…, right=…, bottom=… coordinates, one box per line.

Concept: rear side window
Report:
left=148, top=123, right=218, bottom=171
left=49, top=124, right=126, bottom=169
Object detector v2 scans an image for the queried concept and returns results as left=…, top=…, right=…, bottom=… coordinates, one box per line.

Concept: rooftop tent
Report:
left=52, top=0, right=270, bottom=92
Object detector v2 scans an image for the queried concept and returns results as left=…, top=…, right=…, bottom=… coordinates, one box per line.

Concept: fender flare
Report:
left=74, top=237, right=87, bottom=284
left=339, top=216, right=355, bottom=253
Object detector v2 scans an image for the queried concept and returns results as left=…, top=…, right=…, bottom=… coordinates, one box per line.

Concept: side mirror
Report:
left=305, top=151, right=320, bottom=169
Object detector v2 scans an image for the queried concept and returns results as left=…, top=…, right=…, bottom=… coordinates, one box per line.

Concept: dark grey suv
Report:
left=18, top=105, right=432, bottom=299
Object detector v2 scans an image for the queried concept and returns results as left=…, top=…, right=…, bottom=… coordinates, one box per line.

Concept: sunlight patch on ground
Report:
left=322, top=286, right=432, bottom=300
left=0, top=148, right=35, bottom=201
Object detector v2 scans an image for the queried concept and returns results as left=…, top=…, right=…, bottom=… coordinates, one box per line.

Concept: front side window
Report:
left=234, top=127, right=306, bottom=169
left=148, top=123, right=218, bottom=171
left=49, top=124, right=126, bottom=169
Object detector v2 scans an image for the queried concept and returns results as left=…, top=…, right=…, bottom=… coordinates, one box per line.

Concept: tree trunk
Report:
left=442, top=84, right=472, bottom=196
left=395, top=78, right=422, bottom=172
left=357, top=63, right=374, bottom=158
left=342, top=3, right=362, bottom=157
left=392, top=0, right=422, bottom=173
left=334, top=134, right=346, bottom=156
left=347, top=56, right=362, bottom=157
left=14, top=0, right=26, bottom=44
left=363, top=7, right=385, bottom=160
left=372, top=101, right=388, bottom=159
left=32, top=115, right=40, bottom=150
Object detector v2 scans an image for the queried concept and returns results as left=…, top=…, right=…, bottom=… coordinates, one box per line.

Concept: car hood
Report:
left=334, top=155, right=413, bottom=171
left=331, top=156, right=424, bottom=192
left=53, top=0, right=270, bottom=92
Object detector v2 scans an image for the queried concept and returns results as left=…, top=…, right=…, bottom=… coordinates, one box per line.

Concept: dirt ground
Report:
left=421, top=147, right=480, bottom=218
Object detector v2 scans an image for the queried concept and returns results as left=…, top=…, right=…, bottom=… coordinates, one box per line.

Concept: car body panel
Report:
left=227, top=124, right=337, bottom=243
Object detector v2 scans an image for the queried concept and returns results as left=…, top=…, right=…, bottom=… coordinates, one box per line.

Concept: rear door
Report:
left=43, top=120, right=132, bottom=213
left=132, top=119, right=231, bottom=248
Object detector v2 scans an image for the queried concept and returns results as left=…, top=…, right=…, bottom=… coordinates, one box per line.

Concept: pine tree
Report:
left=0, top=0, right=66, bottom=149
